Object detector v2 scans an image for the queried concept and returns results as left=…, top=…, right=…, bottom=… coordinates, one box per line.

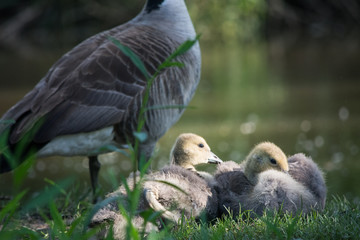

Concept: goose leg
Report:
left=89, top=155, right=101, bottom=197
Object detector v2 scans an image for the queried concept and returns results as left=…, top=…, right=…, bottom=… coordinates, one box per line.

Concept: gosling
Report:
left=215, top=142, right=325, bottom=217
left=91, top=133, right=222, bottom=239
left=215, top=142, right=289, bottom=195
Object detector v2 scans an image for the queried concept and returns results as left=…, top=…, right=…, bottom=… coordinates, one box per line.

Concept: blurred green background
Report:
left=1, top=0, right=360, bottom=202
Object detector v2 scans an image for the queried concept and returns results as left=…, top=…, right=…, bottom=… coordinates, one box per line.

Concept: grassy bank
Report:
left=1, top=189, right=359, bottom=239
left=173, top=196, right=360, bottom=239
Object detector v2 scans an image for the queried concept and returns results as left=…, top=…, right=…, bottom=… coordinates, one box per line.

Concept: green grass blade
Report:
left=0, top=190, right=27, bottom=229
left=44, top=178, right=68, bottom=195
left=21, top=177, right=74, bottom=213
left=159, top=61, right=184, bottom=68
left=49, top=201, right=67, bottom=234
left=158, top=35, right=200, bottom=71
left=167, top=35, right=200, bottom=61
left=13, top=154, right=36, bottom=189
left=67, top=216, right=82, bottom=237
left=108, top=36, right=150, bottom=79
left=133, top=131, right=148, bottom=143
left=0, top=227, right=41, bottom=239
left=140, top=156, right=152, bottom=177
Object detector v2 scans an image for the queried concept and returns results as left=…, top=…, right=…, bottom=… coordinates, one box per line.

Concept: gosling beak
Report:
left=208, top=152, right=223, bottom=164
left=282, top=169, right=289, bottom=174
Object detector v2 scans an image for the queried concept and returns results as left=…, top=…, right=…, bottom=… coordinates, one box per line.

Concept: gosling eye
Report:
left=270, top=158, right=277, bottom=165
left=198, top=143, right=204, bottom=148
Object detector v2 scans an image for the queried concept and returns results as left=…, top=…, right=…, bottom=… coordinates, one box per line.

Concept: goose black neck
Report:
left=146, top=0, right=165, bottom=13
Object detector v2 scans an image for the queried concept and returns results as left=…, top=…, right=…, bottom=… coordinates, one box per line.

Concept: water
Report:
left=1, top=38, right=360, bottom=202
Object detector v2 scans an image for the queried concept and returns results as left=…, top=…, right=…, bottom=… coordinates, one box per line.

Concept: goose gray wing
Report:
left=2, top=24, right=185, bottom=144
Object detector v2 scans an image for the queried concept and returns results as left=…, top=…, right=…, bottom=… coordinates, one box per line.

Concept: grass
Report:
left=172, top=196, right=360, bottom=239
left=1, top=190, right=359, bottom=239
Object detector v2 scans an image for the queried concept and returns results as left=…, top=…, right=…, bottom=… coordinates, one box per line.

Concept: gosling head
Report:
left=170, top=133, right=222, bottom=171
left=243, top=142, right=288, bottom=184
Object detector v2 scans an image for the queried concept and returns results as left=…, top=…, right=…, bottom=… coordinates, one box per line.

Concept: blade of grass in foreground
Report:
left=109, top=36, right=150, bottom=79
left=21, top=177, right=74, bottom=213
left=0, top=190, right=27, bottom=230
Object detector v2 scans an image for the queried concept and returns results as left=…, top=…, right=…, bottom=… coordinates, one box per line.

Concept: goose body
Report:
left=215, top=143, right=326, bottom=217
left=91, top=133, right=221, bottom=239
left=0, top=0, right=201, bottom=192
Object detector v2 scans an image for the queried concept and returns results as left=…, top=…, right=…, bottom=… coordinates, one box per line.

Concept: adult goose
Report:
left=215, top=143, right=326, bottom=217
left=91, top=133, right=222, bottom=239
left=0, top=0, right=201, bottom=193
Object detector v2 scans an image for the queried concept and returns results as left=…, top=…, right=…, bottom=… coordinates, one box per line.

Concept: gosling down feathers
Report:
left=215, top=142, right=326, bottom=217
left=0, top=0, right=201, bottom=193
left=91, top=133, right=221, bottom=239
left=288, top=153, right=327, bottom=209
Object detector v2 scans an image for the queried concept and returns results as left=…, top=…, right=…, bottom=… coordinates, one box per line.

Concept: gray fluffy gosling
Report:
left=91, top=133, right=222, bottom=239
left=215, top=142, right=326, bottom=217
